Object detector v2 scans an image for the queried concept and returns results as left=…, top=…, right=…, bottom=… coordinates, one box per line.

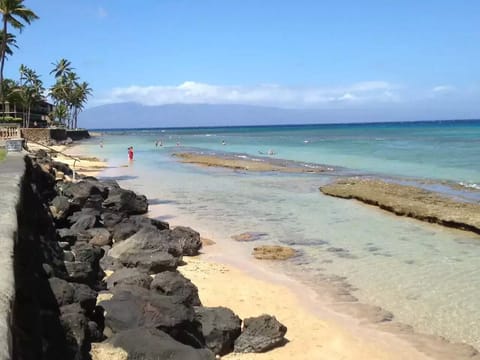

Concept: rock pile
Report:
left=14, top=150, right=287, bottom=360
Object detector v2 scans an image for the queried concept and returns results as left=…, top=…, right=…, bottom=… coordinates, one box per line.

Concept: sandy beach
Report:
left=144, top=200, right=436, bottom=360
left=178, top=255, right=431, bottom=360
left=26, top=142, right=108, bottom=177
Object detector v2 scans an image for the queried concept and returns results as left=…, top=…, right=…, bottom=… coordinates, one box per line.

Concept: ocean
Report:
left=83, top=120, right=480, bottom=350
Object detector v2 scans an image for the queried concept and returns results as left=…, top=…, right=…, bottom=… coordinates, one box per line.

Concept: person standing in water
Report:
left=128, top=146, right=134, bottom=161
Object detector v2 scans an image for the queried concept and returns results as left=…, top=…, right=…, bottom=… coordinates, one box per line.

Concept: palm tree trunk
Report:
left=69, top=106, right=74, bottom=129
left=0, top=19, right=8, bottom=111
left=73, top=107, right=78, bottom=129
left=26, top=104, right=31, bottom=128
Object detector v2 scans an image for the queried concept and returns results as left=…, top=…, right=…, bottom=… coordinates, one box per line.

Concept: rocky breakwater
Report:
left=15, top=150, right=287, bottom=360
left=320, top=177, right=480, bottom=235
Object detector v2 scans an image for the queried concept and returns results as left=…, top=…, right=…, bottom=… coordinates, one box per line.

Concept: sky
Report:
left=4, top=0, right=480, bottom=122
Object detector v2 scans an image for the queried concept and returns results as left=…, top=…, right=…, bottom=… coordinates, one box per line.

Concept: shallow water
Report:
left=84, top=121, right=480, bottom=350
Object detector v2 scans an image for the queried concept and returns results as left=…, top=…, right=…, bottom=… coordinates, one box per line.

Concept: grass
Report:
left=0, top=149, right=6, bottom=162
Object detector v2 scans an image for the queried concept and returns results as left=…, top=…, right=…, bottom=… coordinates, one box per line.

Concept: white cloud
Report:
left=432, top=85, right=456, bottom=93
left=97, top=6, right=108, bottom=19
left=96, top=80, right=399, bottom=108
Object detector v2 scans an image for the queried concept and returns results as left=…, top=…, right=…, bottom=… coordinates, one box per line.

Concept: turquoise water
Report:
left=86, top=120, right=480, bottom=352
left=95, top=120, right=480, bottom=185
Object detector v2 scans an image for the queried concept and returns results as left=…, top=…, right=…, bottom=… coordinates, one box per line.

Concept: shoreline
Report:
left=148, top=201, right=479, bottom=360
left=28, top=142, right=109, bottom=178
left=179, top=255, right=429, bottom=360
left=76, top=139, right=479, bottom=359
left=147, top=202, right=429, bottom=360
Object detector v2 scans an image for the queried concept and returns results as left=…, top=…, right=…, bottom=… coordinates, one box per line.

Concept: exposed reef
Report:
left=320, top=177, right=480, bottom=235
left=174, top=152, right=334, bottom=173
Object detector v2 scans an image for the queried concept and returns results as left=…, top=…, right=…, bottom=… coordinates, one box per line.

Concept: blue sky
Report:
left=5, top=0, right=480, bottom=121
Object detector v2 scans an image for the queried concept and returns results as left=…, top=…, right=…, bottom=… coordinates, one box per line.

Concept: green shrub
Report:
left=0, top=116, right=22, bottom=123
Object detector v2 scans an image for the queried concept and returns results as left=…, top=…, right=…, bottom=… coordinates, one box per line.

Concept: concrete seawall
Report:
left=21, top=128, right=90, bottom=144
left=0, top=153, right=24, bottom=360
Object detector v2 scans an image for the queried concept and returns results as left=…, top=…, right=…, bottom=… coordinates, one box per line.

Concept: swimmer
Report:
left=267, top=149, right=276, bottom=156
left=222, top=140, right=226, bottom=145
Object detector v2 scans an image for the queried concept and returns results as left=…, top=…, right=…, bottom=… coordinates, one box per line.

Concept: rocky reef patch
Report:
left=320, top=177, right=480, bottom=235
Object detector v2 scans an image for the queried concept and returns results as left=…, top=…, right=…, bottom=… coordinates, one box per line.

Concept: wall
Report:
left=21, top=128, right=66, bottom=144
left=22, top=129, right=90, bottom=144
left=0, top=153, right=24, bottom=360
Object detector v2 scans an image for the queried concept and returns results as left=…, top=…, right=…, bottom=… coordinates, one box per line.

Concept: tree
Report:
left=49, top=102, right=68, bottom=126
left=0, top=30, right=16, bottom=58
left=0, top=0, right=38, bottom=101
left=71, top=81, right=92, bottom=128
left=50, top=58, right=73, bottom=79
left=49, top=58, right=92, bottom=129
left=17, top=64, right=43, bottom=127
left=1, top=77, right=19, bottom=117
left=49, top=70, right=77, bottom=128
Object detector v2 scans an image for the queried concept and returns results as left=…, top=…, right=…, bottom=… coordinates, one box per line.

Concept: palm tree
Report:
left=49, top=102, right=68, bottom=126
left=50, top=58, right=73, bottom=79
left=0, top=0, right=38, bottom=100
left=49, top=60, right=92, bottom=129
left=50, top=73, right=76, bottom=128
left=49, top=63, right=80, bottom=128
left=71, top=81, right=92, bottom=128
left=1, top=77, right=19, bottom=118
left=0, top=30, right=16, bottom=58
left=16, top=65, right=43, bottom=127
left=0, top=31, right=16, bottom=119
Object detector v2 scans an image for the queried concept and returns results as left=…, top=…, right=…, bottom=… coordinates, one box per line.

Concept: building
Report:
left=0, top=99, right=54, bottom=127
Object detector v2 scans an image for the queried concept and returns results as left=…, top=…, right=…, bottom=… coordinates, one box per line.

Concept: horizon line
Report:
left=86, top=118, right=480, bottom=131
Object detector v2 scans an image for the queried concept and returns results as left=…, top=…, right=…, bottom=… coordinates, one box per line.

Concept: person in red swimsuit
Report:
left=128, top=146, right=134, bottom=161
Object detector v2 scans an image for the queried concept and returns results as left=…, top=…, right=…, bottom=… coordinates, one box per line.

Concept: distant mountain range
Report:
left=78, top=103, right=330, bottom=129
left=78, top=102, right=473, bottom=129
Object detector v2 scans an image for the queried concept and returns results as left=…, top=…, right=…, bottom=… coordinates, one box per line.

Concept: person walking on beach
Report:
left=128, top=146, right=134, bottom=161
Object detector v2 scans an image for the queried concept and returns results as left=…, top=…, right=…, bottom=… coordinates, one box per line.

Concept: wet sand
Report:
left=178, top=255, right=431, bottom=360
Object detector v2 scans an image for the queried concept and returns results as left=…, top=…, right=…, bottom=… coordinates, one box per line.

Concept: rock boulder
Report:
left=195, top=306, right=242, bottom=356
left=103, top=188, right=148, bottom=215
left=234, top=314, right=287, bottom=353
left=96, top=327, right=215, bottom=360
left=150, top=271, right=201, bottom=306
